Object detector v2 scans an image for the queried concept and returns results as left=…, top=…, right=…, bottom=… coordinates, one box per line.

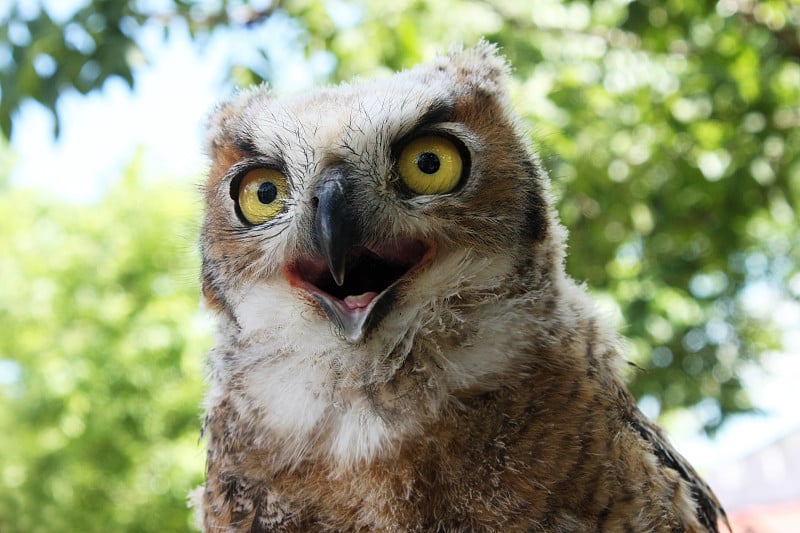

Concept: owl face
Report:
left=201, top=44, right=551, bottom=351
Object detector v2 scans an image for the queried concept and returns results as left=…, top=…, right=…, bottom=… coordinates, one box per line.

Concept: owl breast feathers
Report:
left=193, top=42, right=728, bottom=532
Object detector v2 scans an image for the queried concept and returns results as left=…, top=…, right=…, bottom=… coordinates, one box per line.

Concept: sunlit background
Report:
left=1, top=0, right=798, bottom=531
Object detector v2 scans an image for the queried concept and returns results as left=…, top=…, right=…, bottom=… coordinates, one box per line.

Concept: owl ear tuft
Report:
left=204, top=100, right=237, bottom=158
left=436, top=40, right=511, bottom=93
left=204, top=84, right=273, bottom=159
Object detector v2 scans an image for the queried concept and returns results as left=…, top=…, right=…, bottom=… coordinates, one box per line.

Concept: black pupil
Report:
left=416, top=152, right=440, bottom=174
left=257, top=182, right=278, bottom=204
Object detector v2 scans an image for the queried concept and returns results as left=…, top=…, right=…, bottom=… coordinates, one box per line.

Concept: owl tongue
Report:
left=343, top=292, right=378, bottom=310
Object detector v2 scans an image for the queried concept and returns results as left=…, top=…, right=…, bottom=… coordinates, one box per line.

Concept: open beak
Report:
left=284, top=171, right=433, bottom=343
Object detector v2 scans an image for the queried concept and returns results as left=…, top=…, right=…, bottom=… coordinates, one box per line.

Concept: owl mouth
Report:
left=286, top=239, right=432, bottom=342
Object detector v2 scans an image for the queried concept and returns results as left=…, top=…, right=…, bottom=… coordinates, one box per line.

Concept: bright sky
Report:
left=6, top=0, right=800, bottom=492
left=8, top=4, right=332, bottom=202
left=10, top=24, right=218, bottom=202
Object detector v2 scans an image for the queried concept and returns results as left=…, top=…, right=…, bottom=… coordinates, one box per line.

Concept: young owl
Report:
left=193, top=43, right=728, bottom=532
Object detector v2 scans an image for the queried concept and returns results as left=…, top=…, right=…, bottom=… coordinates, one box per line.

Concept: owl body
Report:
left=194, top=44, right=727, bottom=532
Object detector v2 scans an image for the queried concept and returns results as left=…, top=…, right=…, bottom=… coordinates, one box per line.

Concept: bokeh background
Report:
left=1, top=0, right=798, bottom=531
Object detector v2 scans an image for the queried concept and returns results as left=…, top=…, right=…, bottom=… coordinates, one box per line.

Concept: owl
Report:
left=192, top=42, right=728, bottom=532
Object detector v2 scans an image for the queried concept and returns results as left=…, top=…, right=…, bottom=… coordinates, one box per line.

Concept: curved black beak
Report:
left=313, top=174, right=356, bottom=286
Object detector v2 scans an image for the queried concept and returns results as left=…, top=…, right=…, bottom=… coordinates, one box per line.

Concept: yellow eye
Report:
left=237, top=168, right=289, bottom=224
left=398, top=135, right=464, bottom=195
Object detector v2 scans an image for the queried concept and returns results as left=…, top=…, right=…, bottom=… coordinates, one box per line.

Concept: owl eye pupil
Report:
left=257, top=182, right=278, bottom=204
left=416, top=152, right=440, bottom=175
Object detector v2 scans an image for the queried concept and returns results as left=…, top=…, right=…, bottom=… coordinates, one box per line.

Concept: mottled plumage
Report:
left=192, top=43, right=728, bottom=532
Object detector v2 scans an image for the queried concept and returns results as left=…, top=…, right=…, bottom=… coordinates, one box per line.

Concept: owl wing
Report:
left=619, top=386, right=730, bottom=533
left=201, top=452, right=308, bottom=532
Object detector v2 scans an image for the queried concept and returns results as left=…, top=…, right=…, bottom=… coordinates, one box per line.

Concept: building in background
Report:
left=708, top=425, right=800, bottom=532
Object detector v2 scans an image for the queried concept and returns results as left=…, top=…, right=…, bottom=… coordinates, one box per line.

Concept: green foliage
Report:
left=480, top=0, right=800, bottom=428
left=2, top=1, right=137, bottom=136
left=1, top=0, right=799, bottom=529
left=0, top=0, right=278, bottom=136
left=0, top=167, right=210, bottom=532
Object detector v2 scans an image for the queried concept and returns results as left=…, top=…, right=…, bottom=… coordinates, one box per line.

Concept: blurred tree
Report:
left=0, top=159, right=210, bottom=532
left=1, top=0, right=799, bottom=530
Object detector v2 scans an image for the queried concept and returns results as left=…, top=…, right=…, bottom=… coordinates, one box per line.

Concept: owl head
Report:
left=201, top=43, right=570, bottom=398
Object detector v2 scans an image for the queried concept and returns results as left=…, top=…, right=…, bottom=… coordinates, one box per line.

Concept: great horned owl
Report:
left=193, top=43, right=728, bottom=532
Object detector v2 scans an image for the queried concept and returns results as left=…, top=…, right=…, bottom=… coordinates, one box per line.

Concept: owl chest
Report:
left=205, top=379, right=701, bottom=533
left=247, top=438, right=544, bottom=532
left=220, top=426, right=626, bottom=532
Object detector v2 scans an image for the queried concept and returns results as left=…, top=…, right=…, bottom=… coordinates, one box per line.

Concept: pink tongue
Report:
left=343, top=292, right=378, bottom=310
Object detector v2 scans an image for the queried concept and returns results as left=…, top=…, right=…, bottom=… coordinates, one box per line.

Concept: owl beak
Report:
left=287, top=172, right=433, bottom=344
left=313, top=177, right=356, bottom=286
